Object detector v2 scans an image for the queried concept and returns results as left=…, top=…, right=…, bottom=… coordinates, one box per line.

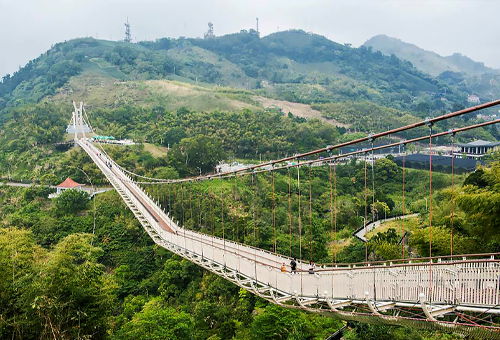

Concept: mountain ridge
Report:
left=0, top=29, right=468, bottom=114
left=363, top=34, right=498, bottom=76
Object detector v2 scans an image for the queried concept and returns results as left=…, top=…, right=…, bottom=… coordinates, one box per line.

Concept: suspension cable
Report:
left=210, top=188, right=215, bottom=247
left=308, top=165, right=313, bottom=261
left=221, top=186, right=225, bottom=263
left=232, top=176, right=238, bottom=242
left=272, top=170, right=277, bottom=253
left=134, top=119, right=500, bottom=185
left=428, top=122, right=434, bottom=302
left=102, top=102, right=500, bottom=184
left=328, top=161, right=335, bottom=263
left=189, top=187, right=193, bottom=226
left=333, top=161, right=338, bottom=263
left=297, top=162, right=304, bottom=295
left=450, top=132, right=456, bottom=256
left=402, top=144, right=406, bottom=259
left=180, top=184, right=185, bottom=226
left=428, top=123, right=434, bottom=258
left=198, top=190, right=202, bottom=230
left=288, top=168, right=293, bottom=258
left=252, top=173, right=257, bottom=241
left=297, top=162, right=302, bottom=262
left=168, top=182, right=172, bottom=212
left=364, top=151, right=368, bottom=262
left=371, top=139, right=376, bottom=223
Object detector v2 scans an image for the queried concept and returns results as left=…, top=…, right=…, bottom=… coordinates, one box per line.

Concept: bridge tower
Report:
left=66, top=101, right=92, bottom=140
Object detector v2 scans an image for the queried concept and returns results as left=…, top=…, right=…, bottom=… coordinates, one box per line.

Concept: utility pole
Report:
left=124, top=18, right=131, bottom=43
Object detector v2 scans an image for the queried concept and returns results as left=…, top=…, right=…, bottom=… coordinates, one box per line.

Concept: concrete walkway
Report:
left=354, top=213, right=419, bottom=242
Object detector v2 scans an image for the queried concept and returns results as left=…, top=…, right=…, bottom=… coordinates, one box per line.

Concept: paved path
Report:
left=354, top=213, right=419, bottom=242
left=0, top=181, right=113, bottom=194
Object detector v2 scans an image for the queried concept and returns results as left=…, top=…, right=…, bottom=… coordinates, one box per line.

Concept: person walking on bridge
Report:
left=290, top=258, right=297, bottom=274
left=308, top=261, right=316, bottom=274
left=281, top=263, right=287, bottom=272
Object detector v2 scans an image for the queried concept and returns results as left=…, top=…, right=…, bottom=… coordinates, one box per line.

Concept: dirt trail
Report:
left=254, top=96, right=350, bottom=128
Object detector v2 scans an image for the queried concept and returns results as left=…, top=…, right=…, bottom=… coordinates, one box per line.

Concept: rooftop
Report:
left=56, top=177, right=82, bottom=189
left=456, top=140, right=500, bottom=147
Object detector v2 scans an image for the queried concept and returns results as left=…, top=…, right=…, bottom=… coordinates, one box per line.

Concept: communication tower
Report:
left=204, top=22, right=215, bottom=39
left=124, top=18, right=131, bottom=43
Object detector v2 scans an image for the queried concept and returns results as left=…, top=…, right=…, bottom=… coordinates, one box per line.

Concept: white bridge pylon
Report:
left=75, top=138, right=500, bottom=334
left=66, top=101, right=92, bottom=139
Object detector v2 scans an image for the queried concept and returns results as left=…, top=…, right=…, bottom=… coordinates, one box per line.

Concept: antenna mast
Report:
left=124, top=18, right=131, bottom=43
left=204, top=22, right=215, bottom=39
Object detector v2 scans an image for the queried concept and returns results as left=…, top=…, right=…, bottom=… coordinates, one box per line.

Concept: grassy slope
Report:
left=50, top=70, right=260, bottom=112
left=49, top=69, right=355, bottom=128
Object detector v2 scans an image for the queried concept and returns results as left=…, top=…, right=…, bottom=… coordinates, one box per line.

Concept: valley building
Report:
left=454, top=140, right=500, bottom=159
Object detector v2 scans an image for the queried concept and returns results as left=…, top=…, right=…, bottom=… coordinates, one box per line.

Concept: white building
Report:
left=467, top=94, right=480, bottom=104
left=454, top=140, right=500, bottom=159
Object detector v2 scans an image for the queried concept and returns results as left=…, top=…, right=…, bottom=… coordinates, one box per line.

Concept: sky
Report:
left=0, top=0, right=499, bottom=77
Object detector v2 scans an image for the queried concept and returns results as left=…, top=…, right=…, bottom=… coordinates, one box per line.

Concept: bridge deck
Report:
left=78, top=139, right=500, bottom=332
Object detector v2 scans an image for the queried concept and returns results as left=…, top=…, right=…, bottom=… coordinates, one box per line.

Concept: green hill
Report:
left=0, top=30, right=470, bottom=114
left=363, top=34, right=500, bottom=100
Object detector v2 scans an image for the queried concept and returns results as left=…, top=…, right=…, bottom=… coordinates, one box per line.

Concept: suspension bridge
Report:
left=68, top=100, right=500, bottom=337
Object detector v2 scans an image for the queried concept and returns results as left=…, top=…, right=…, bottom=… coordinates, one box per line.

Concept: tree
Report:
left=250, top=304, right=311, bottom=340
left=167, top=135, right=226, bottom=175
left=374, top=158, right=399, bottom=184
left=0, top=228, right=44, bottom=339
left=114, top=299, right=194, bottom=340
left=54, top=189, right=89, bottom=214
left=32, top=234, right=116, bottom=339
left=456, top=162, right=500, bottom=246
left=371, top=201, right=390, bottom=220
left=369, top=228, right=401, bottom=260
left=158, top=258, right=201, bottom=300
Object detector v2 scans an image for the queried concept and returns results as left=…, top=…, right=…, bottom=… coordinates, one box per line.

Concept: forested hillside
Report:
left=0, top=30, right=469, bottom=113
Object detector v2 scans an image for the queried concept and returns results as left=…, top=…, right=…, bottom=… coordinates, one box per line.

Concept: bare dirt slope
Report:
left=254, top=96, right=349, bottom=128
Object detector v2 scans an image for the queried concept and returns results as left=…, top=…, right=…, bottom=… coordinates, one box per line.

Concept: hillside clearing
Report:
left=254, top=96, right=349, bottom=128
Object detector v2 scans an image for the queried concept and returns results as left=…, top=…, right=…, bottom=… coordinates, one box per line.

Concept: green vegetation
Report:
left=2, top=159, right=496, bottom=339
left=0, top=27, right=498, bottom=339
left=0, top=102, right=340, bottom=182
left=0, top=185, right=346, bottom=339
left=312, top=101, right=420, bottom=134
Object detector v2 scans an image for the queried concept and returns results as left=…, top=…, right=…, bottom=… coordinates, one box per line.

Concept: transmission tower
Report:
left=204, top=22, right=215, bottom=39
left=124, top=18, right=131, bottom=43
left=256, top=17, right=259, bottom=34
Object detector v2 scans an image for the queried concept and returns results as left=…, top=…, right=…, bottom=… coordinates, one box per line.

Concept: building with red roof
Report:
left=49, top=177, right=84, bottom=198
left=57, top=177, right=82, bottom=189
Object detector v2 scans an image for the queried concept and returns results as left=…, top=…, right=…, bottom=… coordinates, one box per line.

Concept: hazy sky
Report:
left=0, top=0, right=499, bottom=77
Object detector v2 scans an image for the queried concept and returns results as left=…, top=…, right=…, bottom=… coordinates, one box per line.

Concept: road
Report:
left=0, top=181, right=113, bottom=194
left=354, top=213, right=419, bottom=242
